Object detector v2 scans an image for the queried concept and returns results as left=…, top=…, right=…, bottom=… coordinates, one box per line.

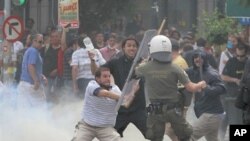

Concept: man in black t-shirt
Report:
left=222, top=42, right=248, bottom=125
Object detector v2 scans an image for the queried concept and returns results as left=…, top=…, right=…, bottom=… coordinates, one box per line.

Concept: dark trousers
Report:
left=114, top=109, right=147, bottom=138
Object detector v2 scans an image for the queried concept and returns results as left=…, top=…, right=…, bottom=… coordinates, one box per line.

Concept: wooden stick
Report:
left=157, top=17, right=167, bottom=35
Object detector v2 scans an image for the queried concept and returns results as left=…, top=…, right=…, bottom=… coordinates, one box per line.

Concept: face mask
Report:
left=227, top=40, right=233, bottom=49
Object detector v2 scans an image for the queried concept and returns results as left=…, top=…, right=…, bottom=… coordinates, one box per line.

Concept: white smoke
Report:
left=0, top=84, right=83, bottom=141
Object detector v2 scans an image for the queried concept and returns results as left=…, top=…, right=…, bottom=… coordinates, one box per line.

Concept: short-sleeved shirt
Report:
left=172, top=55, right=188, bottom=70
left=222, top=57, right=247, bottom=88
left=20, top=47, right=43, bottom=84
left=136, top=61, right=190, bottom=101
left=218, top=49, right=234, bottom=75
left=71, top=48, right=106, bottom=79
left=82, top=80, right=121, bottom=127
left=42, top=46, right=60, bottom=77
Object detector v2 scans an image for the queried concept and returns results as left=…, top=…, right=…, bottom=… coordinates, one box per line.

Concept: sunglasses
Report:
left=37, top=40, right=44, bottom=44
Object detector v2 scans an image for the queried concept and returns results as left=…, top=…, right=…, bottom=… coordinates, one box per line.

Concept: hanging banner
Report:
left=58, top=0, right=79, bottom=28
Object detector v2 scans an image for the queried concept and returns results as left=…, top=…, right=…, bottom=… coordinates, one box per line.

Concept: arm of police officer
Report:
left=176, top=66, right=207, bottom=93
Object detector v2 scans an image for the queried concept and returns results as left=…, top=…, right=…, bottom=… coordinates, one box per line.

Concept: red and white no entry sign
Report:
left=3, top=16, right=24, bottom=43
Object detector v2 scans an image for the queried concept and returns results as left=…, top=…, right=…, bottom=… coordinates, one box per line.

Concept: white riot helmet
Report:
left=149, top=35, right=172, bottom=62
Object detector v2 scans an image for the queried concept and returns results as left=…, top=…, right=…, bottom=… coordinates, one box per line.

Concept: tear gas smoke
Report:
left=0, top=84, right=82, bottom=141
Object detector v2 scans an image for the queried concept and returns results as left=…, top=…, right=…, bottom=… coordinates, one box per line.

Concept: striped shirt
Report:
left=82, top=80, right=121, bottom=127
left=71, top=48, right=106, bottom=79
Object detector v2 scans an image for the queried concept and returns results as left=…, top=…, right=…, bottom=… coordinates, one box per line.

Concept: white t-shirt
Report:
left=82, top=80, right=121, bottom=127
left=71, top=48, right=106, bottom=79
left=218, top=49, right=234, bottom=74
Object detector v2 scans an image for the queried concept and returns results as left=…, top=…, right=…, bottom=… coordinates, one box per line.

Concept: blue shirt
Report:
left=20, top=47, right=43, bottom=84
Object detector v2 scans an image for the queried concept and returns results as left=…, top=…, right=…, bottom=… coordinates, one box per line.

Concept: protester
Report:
left=221, top=41, right=248, bottom=125
left=71, top=67, right=139, bottom=141
left=99, top=33, right=120, bottom=61
left=17, top=33, right=47, bottom=108
left=99, top=37, right=147, bottom=137
left=186, top=50, right=226, bottom=141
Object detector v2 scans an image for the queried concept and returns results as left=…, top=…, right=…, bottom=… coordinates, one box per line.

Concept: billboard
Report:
left=58, top=0, right=79, bottom=28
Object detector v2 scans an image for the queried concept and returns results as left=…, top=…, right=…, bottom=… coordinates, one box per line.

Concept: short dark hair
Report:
left=170, top=38, right=179, bottom=51
left=196, top=38, right=207, bottom=47
left=121, top=37, right=139, bottom=48
left=95, top=67, right=110, bottom=78
left=77, top=34, right=87, bottom=48
left=237, top=40, right=249, bottom=53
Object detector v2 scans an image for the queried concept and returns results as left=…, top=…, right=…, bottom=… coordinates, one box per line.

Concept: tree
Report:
left=199, top=9, right=240, bottom=45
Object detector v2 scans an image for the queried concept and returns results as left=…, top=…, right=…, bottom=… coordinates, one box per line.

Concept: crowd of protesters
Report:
left=0, top=14, right=250, bottom=141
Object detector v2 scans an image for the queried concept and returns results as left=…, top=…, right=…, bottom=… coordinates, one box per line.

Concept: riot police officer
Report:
left=135, top=35, right=206, bottom=141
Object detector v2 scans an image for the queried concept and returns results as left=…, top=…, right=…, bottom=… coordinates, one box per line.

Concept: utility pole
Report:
left=4, top=0, right=11, bottom=19
left=151, top=0, right=159, bottom=29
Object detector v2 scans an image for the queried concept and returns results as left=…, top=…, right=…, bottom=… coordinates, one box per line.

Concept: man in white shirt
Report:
left=72, top=67, right=138, bottom=141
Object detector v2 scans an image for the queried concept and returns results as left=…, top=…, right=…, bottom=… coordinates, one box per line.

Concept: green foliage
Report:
left=199, top=9, right=239, bottom=45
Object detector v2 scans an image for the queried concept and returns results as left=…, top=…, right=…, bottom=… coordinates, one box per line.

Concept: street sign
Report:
left=3, top=16, right=24, bottom=43
left=239, top=17, right=250, bottom=25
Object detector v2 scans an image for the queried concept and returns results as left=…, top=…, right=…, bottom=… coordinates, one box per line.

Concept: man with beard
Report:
left=72, top=67, right=122, bottom=141
left=92, top=37, right=147, bottom=138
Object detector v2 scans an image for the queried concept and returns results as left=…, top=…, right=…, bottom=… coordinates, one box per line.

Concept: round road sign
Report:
left=3, top=16, right=24, bottom=43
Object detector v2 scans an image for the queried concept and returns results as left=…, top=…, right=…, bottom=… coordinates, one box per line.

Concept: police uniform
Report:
left=135, top=35, right=193, bottom=141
